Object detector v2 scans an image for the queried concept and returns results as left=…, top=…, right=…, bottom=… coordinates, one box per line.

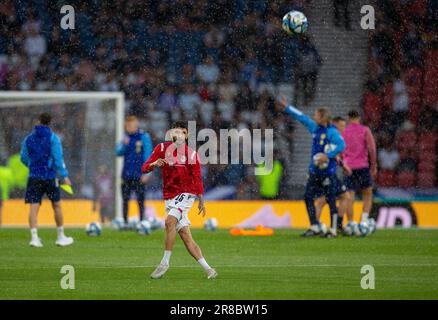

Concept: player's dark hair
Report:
left=347, top=109, right=361, bottom=119
left=39, top=113, right=52, bottom=125
left=171, top=121, right=188, bottom=130
left=333, top=116, right=346, bottom=123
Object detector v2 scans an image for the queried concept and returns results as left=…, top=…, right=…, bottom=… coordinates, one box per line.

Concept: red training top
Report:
left=141, top=141, right=204, bottom=199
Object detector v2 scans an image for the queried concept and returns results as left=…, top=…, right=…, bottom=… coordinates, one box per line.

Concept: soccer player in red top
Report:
left=142, top=121, right=217, bottom=279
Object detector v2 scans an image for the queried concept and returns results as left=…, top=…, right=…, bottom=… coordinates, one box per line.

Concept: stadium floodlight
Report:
left=0, top=91, right=125, bottom=219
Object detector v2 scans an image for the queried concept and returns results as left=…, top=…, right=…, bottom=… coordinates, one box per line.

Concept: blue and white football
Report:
left=85, top=222, right=102, bottom=236
left=137, top=220, right=152, bottom=235
left=282, top=10, right=308, bottom=35
left=204, top=218, right=218, bottom=231
left=357, top=221, right=371, bottom=237
left=111, top=217, right=125, bottom=230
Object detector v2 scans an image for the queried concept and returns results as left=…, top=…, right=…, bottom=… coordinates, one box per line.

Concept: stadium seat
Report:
left=383, top=82, right=393, bottom=110
left=396, top=171, right=416, bottom=188
left=396, top=130, right=417, bottom=160
left=423, top=49, right=438, bottom=105
left=408, top=103, right=422, bottom=124
left=377, top=169, right=396, bottom=187
left=363, top=90, right=383, bottom=128
left=418, top=133, right=437, bottom=153
left=405, top=67, right=423, bottom=106
left=418, top=160, right=436, bottom=173
left=417, top=172, right=436, bottom=189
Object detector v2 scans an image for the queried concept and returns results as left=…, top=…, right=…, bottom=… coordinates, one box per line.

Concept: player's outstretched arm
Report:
left=279, top=95, right=317, bottom=133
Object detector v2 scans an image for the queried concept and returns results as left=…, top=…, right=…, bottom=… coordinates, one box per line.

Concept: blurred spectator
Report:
left=378, top=144, right=400, bottom=170
left=24, top=25, right=46, bottom=66
left=158, top=86, right=178, bottom=114
left=391, top=74, right=409, bottom=127
left=196, top=55, right=220, bottom=84
left=401, top=26, right=424, bottom=67
left=203, top=27, right=225, bottom=60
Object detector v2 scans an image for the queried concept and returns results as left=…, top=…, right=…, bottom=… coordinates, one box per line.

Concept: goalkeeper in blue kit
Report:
left=279, top=96, right=345, bottom=237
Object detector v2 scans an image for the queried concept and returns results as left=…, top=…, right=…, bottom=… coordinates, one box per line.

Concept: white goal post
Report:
left=0, top=91, right=125, bottom=219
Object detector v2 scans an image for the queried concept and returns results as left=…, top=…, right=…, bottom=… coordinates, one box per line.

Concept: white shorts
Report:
left=165, top=193, right=196, bottom=232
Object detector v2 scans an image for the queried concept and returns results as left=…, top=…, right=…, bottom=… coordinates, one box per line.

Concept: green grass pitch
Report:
left=0, top=228, right=437, bottom=299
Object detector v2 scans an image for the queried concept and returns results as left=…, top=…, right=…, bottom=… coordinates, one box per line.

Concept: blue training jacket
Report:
left=116, top=130, right=152, bottom=179
left=285, top=105, right=345, bottom=175
left=20, top=125, right=69, bottom=180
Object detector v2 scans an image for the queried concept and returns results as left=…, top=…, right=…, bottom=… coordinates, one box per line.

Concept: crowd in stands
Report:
left=363, top=0, right=438, bottom=188
left=0, top=0, right=313, bottom=199
left=1, top=0, right=437, bottom=199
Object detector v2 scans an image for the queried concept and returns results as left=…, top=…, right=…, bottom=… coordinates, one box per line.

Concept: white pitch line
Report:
left=0, top=263, right=437, bottom=270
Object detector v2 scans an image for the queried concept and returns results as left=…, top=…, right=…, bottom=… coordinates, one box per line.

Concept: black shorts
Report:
left=25, top=178, right=61, bottom=204
left=306, top=173, right=340, bottom=201
left=344, top=168, right=373, bottom=191
left=314, top=176, right=347, bottom=199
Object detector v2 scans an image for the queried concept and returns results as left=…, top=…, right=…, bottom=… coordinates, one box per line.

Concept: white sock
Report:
left=361, top=212, right=369, bottom=222
left=57, top=226, right=65, bottom=239
left=160, top=250, right=172, bottom=266
left=197, top=258, right=211, bottom=271
left=331, top=214, right=338, bottom=231
left=31, top=228, right=38, bottom=240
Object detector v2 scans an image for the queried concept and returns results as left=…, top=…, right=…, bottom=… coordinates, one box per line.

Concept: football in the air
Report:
left=282, top=10, right=308, bottom=35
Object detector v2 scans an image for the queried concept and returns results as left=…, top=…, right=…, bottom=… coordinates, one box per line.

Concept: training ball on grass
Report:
left=128, top=216, right=140, bottom=230
left=147, top=216, right=164, bottom=230
left=367, top=218, right=376, bottom=233
left=204, top=218, right=218, bottom=231
left=282, top=10, right=308, bottom=35
left=357, top=221, right=371, bottom=237
left=137, top=220, right=152, bottom=235
left=85, top=222, right=102, bottom=236
left=111, top=217, right=125, bottom=230
left=343, top=221, right=359, bottom=236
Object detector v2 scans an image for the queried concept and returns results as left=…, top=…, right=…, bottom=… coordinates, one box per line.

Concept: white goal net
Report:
left=0, top=91, right=125, bottom=219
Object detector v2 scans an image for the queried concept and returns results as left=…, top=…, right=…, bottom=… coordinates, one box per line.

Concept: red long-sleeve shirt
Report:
left=141, top=141, right=204, bottom=199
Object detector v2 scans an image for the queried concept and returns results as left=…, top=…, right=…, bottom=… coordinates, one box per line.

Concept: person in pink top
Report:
left=343, top=110, right=377, bottom=225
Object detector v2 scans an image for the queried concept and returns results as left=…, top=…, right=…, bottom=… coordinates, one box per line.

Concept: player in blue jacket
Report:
left=116, top=115, right=153, bottom=227
left=20, top=113, right=73, bottom=247
left=280, top=96, right=345, bottom=237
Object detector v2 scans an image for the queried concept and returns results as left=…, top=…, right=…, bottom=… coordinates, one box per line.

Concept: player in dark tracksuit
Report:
left=280, top=96, right=345, bottom=237
left=116, top=116, right=152, bottom=227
